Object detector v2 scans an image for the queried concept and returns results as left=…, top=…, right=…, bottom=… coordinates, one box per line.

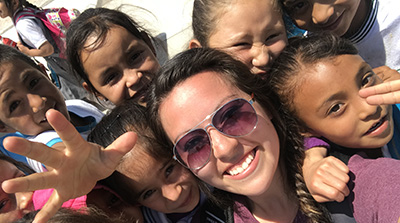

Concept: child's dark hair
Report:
left=267, top=33, right=358, bottom=132
left=0, top=44, right=42, bottom=71
left=0, top=154, right=35, bottom=175
left=66, top=7, right=154, bottom=95
left=147, top=47, right=331, bottom=222
left=13, top=207, right=132, bottom=223
left=192, top=0, right=282, bottom=47
left=87, top=98, right=171, bottom=161
left=3, top=0, right=40, bottom=14
left=87, top=98, right=173, bottom=205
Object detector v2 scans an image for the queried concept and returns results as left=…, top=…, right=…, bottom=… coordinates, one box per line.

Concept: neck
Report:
left=247, top=167, right=299, bottom=223
left=344, top=0, right=371, bottom=38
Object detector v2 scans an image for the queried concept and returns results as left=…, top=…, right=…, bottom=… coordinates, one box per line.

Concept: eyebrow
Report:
left=316, top=62, right=370, bottom=113
left=173, top=94, right=239, bottom=142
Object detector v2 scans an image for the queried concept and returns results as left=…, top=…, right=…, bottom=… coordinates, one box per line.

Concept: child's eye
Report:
left=232, top=42, right=251, bottom=48
left=361, top=73, right=375, bottom=87
left=328, top=103, right=344, bottom=115
left=0, top=199, right=9, bottom=212
left=265, top=34, right=279, bottom=43
left=165, top=163, right=175, bottom=177
left=284, top=0, right=308, bottom=15
left=104, top=73, right=119, bottom=85
left=142, top=189, right=156, bottom=200
left=9, top=100, right=21, bottom=113
left=128, top=51, right=144, bottom=65
left=107, top=194, right=123, bottom=209
left=29, top=78, right=40, bottom=89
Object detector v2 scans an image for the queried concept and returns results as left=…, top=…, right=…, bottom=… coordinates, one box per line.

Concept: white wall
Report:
left=0, top=0, right=194, bottom=59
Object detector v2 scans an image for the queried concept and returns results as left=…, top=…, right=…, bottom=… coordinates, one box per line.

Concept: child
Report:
left=1, top=0, right=87, bottom=100
left=87, top=99, right=231, bottom=223
left=267, top=33, right=400, bottom=221
left=280, top=0, right=400, bottom=70
left=189, top=0, right=289, bottom=75
left=66, top=8, right=160, bottom=106
left=0, top=44, right=104, bottom=172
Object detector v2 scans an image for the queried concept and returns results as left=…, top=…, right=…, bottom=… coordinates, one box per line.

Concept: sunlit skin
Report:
left=205, top=0, right=288, bottom=75
left=117, top=148, right=200, bottom=214
left=282, top=0, right=369, bottom=37
left=86, top=187, right=144, bottom=223
left=80, top=25, right=160, bottom=105
left=159, top=71, right=285, bottom=202
left=293, top=54, right=393, bottom=148
left=0, top=60, right=68, bottom=135
left=0, top=160, right=35, bottom=223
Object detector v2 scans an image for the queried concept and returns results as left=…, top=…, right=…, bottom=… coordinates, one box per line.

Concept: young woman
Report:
left=147, top=48, right=330, bottom=222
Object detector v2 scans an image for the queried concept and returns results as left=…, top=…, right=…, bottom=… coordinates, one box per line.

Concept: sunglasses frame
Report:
left=173, top=97, right=258, bottom=170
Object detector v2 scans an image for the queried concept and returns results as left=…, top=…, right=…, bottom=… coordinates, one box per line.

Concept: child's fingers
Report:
left=100, top=132, right=137, bottom=169
left=32, top=190, right=64, bottom=223
left=3, top=136, right=64, bottom=168
left=359, top=80, right=400, bottom=103
left=46, top=109, right=86, bottom=153
left=2, top=171, right=57, bottom=194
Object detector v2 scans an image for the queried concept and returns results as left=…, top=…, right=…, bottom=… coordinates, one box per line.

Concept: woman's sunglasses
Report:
left=173, top=97, right=258, bottom=170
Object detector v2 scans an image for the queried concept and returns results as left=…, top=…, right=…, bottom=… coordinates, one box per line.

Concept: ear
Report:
left=189, top=39, right=202, bottom=49
left=82, top=82, right=106, bottom=101
left=140, top=31, right=157, bottom=56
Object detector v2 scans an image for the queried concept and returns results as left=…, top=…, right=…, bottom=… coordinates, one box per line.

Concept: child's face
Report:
left=293, top=54, right=393, bottom=148
left=80, top=25, right=160, bottom=105
left=207, top=0, right=288, bottom=75
left=282, top=0, right=366, bottom=36
left=0, top=60, right=68, bottom=135
left=0, top=0, right=12, bottom=18
left=118, top=151, right=200, bottom=214
left=0, top=160, right=35, bottom=223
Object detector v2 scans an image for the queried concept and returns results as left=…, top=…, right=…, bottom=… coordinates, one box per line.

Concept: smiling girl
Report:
left=267, top=33, right=400, bottom=222
left=66, top=7, right=160, bottom=106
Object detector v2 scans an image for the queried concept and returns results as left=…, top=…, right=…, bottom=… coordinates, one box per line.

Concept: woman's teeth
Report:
left=227, top=152, right=255, bottom=176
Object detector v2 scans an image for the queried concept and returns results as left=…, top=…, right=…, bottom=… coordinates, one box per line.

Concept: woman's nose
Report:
left=209, top=128, right=240, bottom=163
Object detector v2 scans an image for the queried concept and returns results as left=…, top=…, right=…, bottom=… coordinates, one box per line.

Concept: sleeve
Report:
left=348, top=154, right=400, bottom=222
left=15, top=17, right=49, bottom=49
left=303, top=137, right=330, bottom=151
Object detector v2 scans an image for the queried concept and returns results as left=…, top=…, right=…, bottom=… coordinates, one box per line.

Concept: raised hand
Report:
left=1, top=109, right=137, bottom=223
left=360, top=79, right=400, bottom=105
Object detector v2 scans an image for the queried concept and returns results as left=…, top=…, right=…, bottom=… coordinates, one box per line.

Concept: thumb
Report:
left=102, top=131, right=137, bottom=168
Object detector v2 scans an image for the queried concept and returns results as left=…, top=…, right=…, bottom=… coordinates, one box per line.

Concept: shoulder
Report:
left=66, top=99, right=105, bottom=123
left=348, top=154, right=400, bottom=222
